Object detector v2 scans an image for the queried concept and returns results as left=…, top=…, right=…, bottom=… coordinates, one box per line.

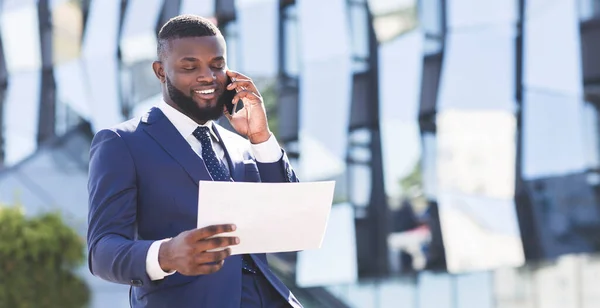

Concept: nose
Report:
left=197, top=67, right=216, bottom=83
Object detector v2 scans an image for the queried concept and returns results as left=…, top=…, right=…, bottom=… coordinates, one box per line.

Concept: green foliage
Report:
left=0, top=205, right=90, bottom=308
left=399, top=158, right=422, bottom=194
left=261, top=80, right=279, bottom=139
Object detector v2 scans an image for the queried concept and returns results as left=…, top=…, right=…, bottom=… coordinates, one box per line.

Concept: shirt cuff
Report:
left=146, top=239, right=176, bottom=281
left=250, top=133, right=283, bottom=163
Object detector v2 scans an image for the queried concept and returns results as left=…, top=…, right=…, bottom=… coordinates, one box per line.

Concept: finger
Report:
left=189, top=224, right=236, bottom=242
left=198, top=236, right=240, bottom=252
left=232, top=90, right=262, bottom=105
left=223, top=105, right=233, bottom=120
left=194, top=248, right=232, bottom=265
left=195, top=260, right=225, bottom=275
left=227, top=79, right=255, bottom=92
left=226, top=70, right=251, bottom=81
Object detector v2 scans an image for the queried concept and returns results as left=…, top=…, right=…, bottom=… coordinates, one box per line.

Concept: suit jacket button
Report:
left=131, top=279, right=143, bottom=287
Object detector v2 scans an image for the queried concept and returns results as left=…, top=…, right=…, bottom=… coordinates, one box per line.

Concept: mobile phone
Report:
left=219, top=76, right=237, bottom=115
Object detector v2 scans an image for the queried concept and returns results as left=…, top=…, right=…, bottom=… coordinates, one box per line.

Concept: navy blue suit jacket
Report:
left=87, top=107, right=301, bottom=307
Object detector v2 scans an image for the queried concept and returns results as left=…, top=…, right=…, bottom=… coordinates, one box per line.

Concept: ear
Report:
left=152, top=61, right=166, bottom=83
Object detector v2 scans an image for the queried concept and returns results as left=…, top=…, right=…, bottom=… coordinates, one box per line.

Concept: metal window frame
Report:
left=37, top=0, right=57, bottom=144
left=0, top=26, right=6, bottom=166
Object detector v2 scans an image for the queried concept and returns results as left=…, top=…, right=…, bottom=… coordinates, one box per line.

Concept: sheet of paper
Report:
left=197, top=180, right=336, bottom=255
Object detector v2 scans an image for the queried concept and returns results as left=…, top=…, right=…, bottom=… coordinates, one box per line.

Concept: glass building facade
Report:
left=1, top=0, right=600, bottom=307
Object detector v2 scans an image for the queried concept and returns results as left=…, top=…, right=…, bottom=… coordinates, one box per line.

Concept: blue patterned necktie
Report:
left=192, top=126, right=258, bottom=274
left=192, top=126, right=231, bottom=181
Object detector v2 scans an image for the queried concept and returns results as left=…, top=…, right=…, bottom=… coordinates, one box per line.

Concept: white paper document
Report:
left=197, top=180, right=336, bottom=255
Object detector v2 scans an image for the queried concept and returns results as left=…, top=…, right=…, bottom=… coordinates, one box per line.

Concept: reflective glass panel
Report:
left=235, top=0, right=278, bottom=77
left=524, top=0, right=583, bottom=96
left=438, top=25, right=515, bottom=112
left=51, top=0, right=83, bottom=65
left=120, top=0, right=164, bottom=64
left=0, top=0, right=41, bottom=73
left=436, top=110, right=524, bottom=273
left=2, top=71, right=41, bottom=165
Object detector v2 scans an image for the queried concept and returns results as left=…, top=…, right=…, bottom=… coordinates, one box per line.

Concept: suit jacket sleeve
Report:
left=87, top=129, right=154, bottom=287
left=255, top=148, right=299, bottom=183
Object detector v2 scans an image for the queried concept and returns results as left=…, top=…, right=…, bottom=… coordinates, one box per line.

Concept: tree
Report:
left=258, top=78, right=279, bottom=139
left=399, top=158, right=422, bottom=194
left=0, top=205, right=90, bottom=308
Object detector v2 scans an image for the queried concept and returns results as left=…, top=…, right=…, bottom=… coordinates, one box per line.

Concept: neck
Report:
left=164, top=99, right=208, bottom=126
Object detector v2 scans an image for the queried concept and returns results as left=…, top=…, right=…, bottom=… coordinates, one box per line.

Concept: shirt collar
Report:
left=158, top=101, right=220, bottom=142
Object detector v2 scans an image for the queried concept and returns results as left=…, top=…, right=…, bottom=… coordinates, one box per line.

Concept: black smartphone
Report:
left=219, top=76, right=237, bottom=115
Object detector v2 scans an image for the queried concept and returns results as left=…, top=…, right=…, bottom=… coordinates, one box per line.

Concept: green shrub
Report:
left=0, top=204, right=90, bottom=308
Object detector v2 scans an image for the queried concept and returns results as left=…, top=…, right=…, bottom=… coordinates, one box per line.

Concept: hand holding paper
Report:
left=197, top=181, right=336, bottom=255
left=158, top=224, right=239, bottom=275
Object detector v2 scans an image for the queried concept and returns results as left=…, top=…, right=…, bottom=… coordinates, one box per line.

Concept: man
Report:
left=87, top=14, right=301, bottom=308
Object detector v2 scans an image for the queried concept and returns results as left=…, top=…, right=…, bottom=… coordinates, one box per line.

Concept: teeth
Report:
left=195, top=89, right=215, bottom=94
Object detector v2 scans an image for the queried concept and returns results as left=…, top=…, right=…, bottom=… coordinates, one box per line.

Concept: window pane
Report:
left=379, top=30, right=423, bottom=121
left=0, top=0, right=41, bottom=73
left=223, top=22, right=239, bottom=71
left=81, top=0, right=124, bottom=131
left=51, top=0, right=83, bottom=65
left=436, top=110, right=524, bottom=273
left=424, top=37, right=443, bottom=55
left=2, top=71, right=40, bottom=165
left=54, top=59, right=92, bottom=119
left=120, top=0, right=164, bottom=64
left=296, top=203, right=358, bottom=287
left=437, top=110, right=516, bottom=199
left=298, top=59, right=351, bottom=179
left=578, top=0, right=600, bottom=21
left=180, top=0, right=214, bottom=17
left=298, top=0, right=351, bottom=62
left=419, top=0, right=442, bottom=36
left=421, top=132, right=438, bottom=200
left=349, top=3, right=370, bottom=60
left=438, top=25, right=515, bottom=111
left=235, top=0, right=278, bottom=77
left=298, top=0, right=352, bottom=180
left=522, top=91, right=588, bottom=179
left=349, top=164, right=372, bottom=207
left=379, top=30, right=423, bottom=200
left=456, top=272, right=494, bottom=308
left=418, top=273, right=453, bottom=308
left=369, top=0, right=418, bottom=42
left=82, top=0, right=120, bottom=57
left=446, top=0, right=516, bottom=29
left=582, top=102, right=600, bottom=169
left=525, top=0, right=583, bottom=96
left=283, top=6, right=300, bottom=76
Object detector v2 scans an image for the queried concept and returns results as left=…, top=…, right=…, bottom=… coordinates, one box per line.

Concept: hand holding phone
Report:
left=221, top=70, right=271, bottom=144
left=219, top=75, right=237, bottom=115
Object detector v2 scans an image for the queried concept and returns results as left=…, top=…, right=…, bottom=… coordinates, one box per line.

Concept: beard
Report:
left=166, top=76, right=225, bottom=123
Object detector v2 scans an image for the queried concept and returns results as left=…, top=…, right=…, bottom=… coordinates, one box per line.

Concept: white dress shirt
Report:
left=145, top=101, right=283, bottom=280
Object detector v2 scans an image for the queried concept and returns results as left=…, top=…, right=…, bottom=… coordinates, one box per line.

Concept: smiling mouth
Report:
left=195, top=89, right=215, bottom=95
left=193, top=88, right=218, bottom=101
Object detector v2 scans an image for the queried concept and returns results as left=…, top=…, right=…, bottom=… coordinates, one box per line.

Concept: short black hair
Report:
left=156, top=14, right=222, bottom=60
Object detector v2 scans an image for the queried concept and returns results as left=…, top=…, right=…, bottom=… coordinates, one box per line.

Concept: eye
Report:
left=212, top=61, right=226, bottom=69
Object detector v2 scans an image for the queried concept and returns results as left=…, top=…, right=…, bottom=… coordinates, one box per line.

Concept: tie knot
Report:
left=193, top=126, right=211, bottom=141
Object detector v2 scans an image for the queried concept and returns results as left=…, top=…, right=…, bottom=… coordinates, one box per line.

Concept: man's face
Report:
left=154, top=36, right=228, bottom=124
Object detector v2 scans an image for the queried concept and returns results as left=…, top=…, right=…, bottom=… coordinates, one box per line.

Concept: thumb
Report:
left=223, top=105, right=233, bottom=121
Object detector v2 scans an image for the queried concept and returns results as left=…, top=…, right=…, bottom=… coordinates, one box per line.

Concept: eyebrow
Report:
left=180, top=56, right=225, bottom=63
left=180, top=57, right=198, bottom=62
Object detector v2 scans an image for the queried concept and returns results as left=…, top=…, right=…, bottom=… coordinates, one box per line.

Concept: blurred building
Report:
left=1, top=0, right=600, bottom=307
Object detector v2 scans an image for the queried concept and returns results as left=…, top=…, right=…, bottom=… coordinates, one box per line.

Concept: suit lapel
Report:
left=142, top=107, right=213, bottom=185
left=212, top=124, right=245, bottom=182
